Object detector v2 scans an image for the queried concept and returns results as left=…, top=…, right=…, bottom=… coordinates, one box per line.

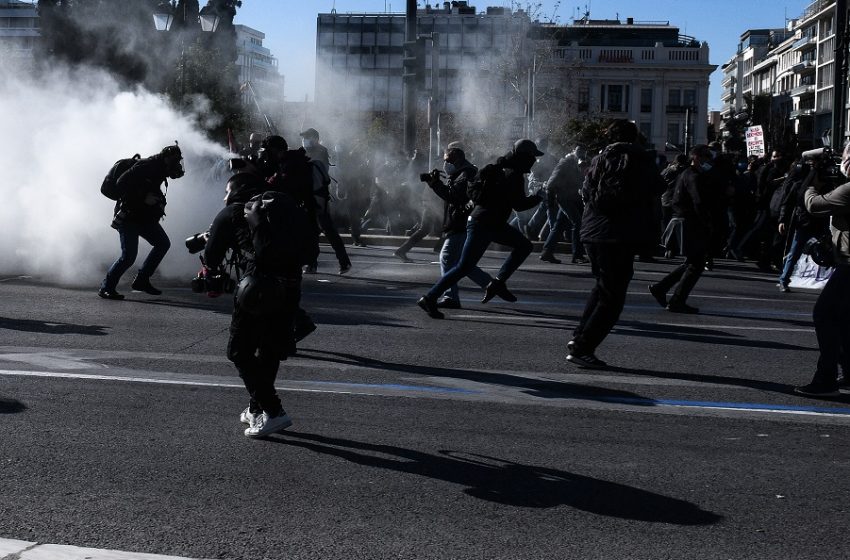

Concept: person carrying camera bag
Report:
left=794, top=144, right=850, bottom=397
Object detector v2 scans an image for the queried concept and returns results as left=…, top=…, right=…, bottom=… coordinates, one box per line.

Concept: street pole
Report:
left=403, top=0, right=417, bottom=157
left=833, top=0, right=848, bottom=148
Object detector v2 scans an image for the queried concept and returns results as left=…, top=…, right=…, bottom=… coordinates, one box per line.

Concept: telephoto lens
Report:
left=185, top=232, right=208, bottom=254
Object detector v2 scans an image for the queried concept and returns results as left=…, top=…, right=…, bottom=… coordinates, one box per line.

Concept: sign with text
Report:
left=745, top=125, right=765, bottom=157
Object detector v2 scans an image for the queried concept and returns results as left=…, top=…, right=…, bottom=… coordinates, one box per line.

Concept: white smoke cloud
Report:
left=0, top=62, right=231, bottom=287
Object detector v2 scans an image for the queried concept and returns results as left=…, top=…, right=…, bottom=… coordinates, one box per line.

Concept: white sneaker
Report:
left=244, top=411, right=293, bottom=438
left=239, top=407, right=260, bottom=426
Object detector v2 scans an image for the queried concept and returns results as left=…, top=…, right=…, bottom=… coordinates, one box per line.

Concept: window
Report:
left=639, top=122, right=652, bottom=141
left=683, top=89, right=696, bottom=108
left=578, top=88, right=589, bottom=112
left=668, top=88, right=681, bottom=107
left=640, top=88, right=652, bottom=112
left=601, top=84, right=630, bottom=113
left=667, top=122, right=681, bottom=146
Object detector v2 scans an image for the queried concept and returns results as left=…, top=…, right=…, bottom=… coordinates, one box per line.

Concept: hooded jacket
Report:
left=115, top=155, right=169, bottom=224
left=427, top=159, right=478, bottom=234
left=468, top=153, right=541, bottom=226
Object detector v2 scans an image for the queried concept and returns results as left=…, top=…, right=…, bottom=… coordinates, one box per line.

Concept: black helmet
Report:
left=234, top=274, right=284, bottom=315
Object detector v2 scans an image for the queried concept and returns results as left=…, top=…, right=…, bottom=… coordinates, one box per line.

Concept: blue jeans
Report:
left=102, top=221, right=171, bottom=291
left=778, top=228, right=809, bottom=286
left=427, top=218, right=532, bottom=299
left=439, top=230, right=492, bottom=301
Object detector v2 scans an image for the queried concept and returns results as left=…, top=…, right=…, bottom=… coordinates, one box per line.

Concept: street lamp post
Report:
left=153, top=1, right=221, bottom=105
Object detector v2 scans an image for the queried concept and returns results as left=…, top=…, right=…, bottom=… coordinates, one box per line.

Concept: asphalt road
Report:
left=1, top=243, right=848, bottom=559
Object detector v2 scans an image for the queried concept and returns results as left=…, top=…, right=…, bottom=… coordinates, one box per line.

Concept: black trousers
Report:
left=572, top=243, right=635, bottom=353
left=811, top=265, right=850, bottom=387
left=315, top=207, right=351, bottom=268
left=654, top=251, right=706, bottom=305
left=227, top=280, right=299, bottom=415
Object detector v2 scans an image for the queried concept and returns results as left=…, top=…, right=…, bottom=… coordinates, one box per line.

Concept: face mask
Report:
left=737, top=162, right=747, bottom=171
left=443, top=162, right=457, bottom=175
left=700, top=162, right=713, bottom=173
left=302, top=139, right=315, bottom=149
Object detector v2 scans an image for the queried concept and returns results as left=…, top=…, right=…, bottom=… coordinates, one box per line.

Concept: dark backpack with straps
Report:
left=584, top=144, right=637, bottom=212
left=244, top=191, right=320, bottom=270
left=101, top=154, right=141, bottom=200
left=467, top=163, right=505, bottom=206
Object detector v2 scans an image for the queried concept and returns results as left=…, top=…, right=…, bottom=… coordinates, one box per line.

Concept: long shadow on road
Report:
left=302, top=349, right=653, bottom=404
left=0, top=316, right=108, bottom=336
left=273, top=431, right=722, bottom=524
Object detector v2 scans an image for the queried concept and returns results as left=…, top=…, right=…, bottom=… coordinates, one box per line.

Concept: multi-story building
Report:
left=235, top=24, right=285, bottom=131
left=315, top=3, right=716, bottom=151
left=721, top=0, right=842, bottom=150
left=0, top=0, right=39, bottom=66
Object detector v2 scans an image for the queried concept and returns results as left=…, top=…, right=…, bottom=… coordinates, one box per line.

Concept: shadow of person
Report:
left=273, top=431, right=722, bottom=525
left=0, top=317, right=108, bottom=336
left=0, top=397, right=27, bottom=414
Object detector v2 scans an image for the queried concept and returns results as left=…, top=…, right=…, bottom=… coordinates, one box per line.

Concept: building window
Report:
left=578, top=87, right=589, bottom=112
left=640, top=88, right=652, bottom=113
left=668, top=88, right=681, bottom=107
left=601, top=84, right=630, bottom=113
left=639, top=122, right=652, bottom=141
left=667, top=122, right=681, bottom=147
left=683, top=89, right=696, bottom=108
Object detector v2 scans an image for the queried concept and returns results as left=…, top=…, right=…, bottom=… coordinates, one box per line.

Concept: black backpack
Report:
left=467, top=163, right=505, bottom=206
left=244, top=191, right=320, bottom=269
left=585, top=144, right=636, bottom=212
left=101, top=154, right=141, bottom=200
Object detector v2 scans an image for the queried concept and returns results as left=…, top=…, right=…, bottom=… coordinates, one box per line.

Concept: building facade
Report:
left=720, top=0, right=842, bottom=150
left=235, top=24, right=285, bottom=131
left=0, top=0, right=39, bottom=66
left=315, top=3, right=716, bottom=151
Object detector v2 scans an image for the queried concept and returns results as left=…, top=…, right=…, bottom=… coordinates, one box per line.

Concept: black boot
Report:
left=482, top=279, right=517, bottom=304
left=131, top=276, right=162, bottom=296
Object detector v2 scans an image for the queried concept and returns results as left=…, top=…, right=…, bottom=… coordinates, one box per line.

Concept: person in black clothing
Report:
left=733, top=150, right=788, bottom=268
left=777, top=160, right=828, bottom=292
left=417, top=139, right=544, bottom=319
left=99, top=144, right=184, bottom=300
left=299, top=128, right=351, bottom=274
left=422, top=141, right=492, bottom=310
left=260, top=135, right=320, bottom=347
left=203, top=173, right=297, bottom=438
left=648, top=145, right=715, bottom=314
left=567, top=120, right=665, bottom=368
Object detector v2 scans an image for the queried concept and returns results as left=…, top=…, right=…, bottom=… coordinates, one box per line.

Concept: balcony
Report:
left=721, top=75, right=735, bottom=88
left=721, top=88, right=736, bottom=101
left=792, top=60, right=816, bottom=73
left=550, top=44, right=710, bottom=66
left=791, top=83, right=816, bottom=96
left=666, top=104, right=697, bottom=114
left=792, top=35, right=816, bottom=50
left=790, top=108, right=815, bottom=118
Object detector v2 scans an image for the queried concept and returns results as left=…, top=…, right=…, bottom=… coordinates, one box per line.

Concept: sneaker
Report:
left=417, top=296, right=444, bottom=319
left=539, top=253, right=562, bottom=264
left=667, top=302, right=699, bottom=314
left=436, top=297, right=461, bottom=309
left=793, top=382, right=841, bottom=398
left=97, top=288, right=125, bottom=300
left=303, top=264, right=317, bottom=274
left=482, top=279, right=517, bottom=304
left=566, top=352, right=608, bottom=369
left=393, top=250, right=413, bottom=263
left=131, top=277, right=162, bottom=296
left=339, top=263, right=352, bottom=275
left=239, top=406, right=260, bottom=426
left=778, top=283, right=791, bottom=293
left=570, top=257, right=589, bottom=265
left=353, top=241, right=367, bottom=247
left=648, top=284, right=667, bottom=308
left=244, top=411, right=293, bottom=438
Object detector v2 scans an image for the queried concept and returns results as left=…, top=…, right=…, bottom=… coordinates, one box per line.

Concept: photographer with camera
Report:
left=794, top=143, right=850, bottom=397
left=99, top=144, right=184, bottom=300
left=417, top=139, right=543, bottom=319
left=203, top=170, right=306, bottom=438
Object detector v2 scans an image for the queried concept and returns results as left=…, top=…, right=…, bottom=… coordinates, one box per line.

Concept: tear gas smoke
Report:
left=0, top=64, right=231, bottom=286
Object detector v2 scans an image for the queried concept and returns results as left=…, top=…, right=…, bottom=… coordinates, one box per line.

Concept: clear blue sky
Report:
left=234, top=0, right=812, bottom=109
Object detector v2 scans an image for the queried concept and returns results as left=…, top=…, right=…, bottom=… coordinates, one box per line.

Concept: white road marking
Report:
left=0, top=538, right=215, bottom=559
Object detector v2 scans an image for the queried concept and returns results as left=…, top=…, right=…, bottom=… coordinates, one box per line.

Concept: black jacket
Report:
left=115, top=156, right=168, bottom=224
left=579, top=143, right=665, bottom=244
left=428, top=160, right=478, bottom=234
left=469, top=154, right=541, bottom=226
left=547, top=154, right=584, bottom=207
left=204, top=178, right=262, bottom=275
left=672, top=166, right=711, bottom=227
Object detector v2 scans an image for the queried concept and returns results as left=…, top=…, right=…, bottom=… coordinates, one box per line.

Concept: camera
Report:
left=185, top=231, right=209, bottom=254
left=801, top=146, right=843, bottom=186
left=420, top=169, right=442, bottom=182
left=190, top=259, right=236, bottom=296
